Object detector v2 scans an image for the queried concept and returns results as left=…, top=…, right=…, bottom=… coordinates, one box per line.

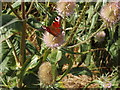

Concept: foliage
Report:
left=0, top=1, right=120, bottom=89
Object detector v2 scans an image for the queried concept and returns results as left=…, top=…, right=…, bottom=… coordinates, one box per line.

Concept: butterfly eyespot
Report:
left=55, top=16, right=61, bottom=22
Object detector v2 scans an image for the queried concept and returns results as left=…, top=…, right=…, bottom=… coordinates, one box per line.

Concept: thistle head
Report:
left=56, top=0, right=76, bottom=17
left=38, top=62, right=54, bottom=85
left=43, top=31, right=65, bottom=48
left=100, top=2, right=120, bottom=25
left=95, top=31, right=106, bottom=42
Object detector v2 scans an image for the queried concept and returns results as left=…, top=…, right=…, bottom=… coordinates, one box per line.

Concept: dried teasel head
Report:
left=38, top=62, right=54, bottom=86
left=95, top=31, right=106, bottom=42
left=56, top=0, right=76, bottom=17
left=43, top=31, right=65, bottom=48
left=100, top=2, right=120, bottom=25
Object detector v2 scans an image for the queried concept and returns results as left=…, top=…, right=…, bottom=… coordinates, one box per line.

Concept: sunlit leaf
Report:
left=0, top=14, right=23, bottom=43
left=27, top=18, right=42, bottom=29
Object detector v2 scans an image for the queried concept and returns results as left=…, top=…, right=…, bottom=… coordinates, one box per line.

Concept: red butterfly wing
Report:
left=51, top=21, right=61, bottom=35
left=43, top=17, right=62, bottom=37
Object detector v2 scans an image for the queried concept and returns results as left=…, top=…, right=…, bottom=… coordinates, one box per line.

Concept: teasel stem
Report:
left=19, top=1, right=26, bottom=65
left=62, top=2, right=89, bottom=47
left=62, top=16, right=66, bottom=31
left=18, top=55, right=34, bottom=88
left=18, top=0, right=26, bottom=88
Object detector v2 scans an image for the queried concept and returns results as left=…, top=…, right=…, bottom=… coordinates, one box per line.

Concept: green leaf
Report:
left=48, top=49, right=62, bottom=64
left=2, top=14, right=15, bottom=25
left=87, top=5, right=94, bottom=20
left=0, top=41, right=11, bottom=62
left=0, top=14, right=23, bottom=43
left=27, top=18, right=42, bottom=29
left=56, top=50, right=62, bottom=62
left=7, top=0, right=33, bottom=14
left=26, top=40, right=39, bottom=55
left=34, top=2, right=51, bottom=17
left=89, top=13, right=99, bottom=30
left=0, top=57, right=9, bottom=74
left=27, top=55, right=40, bottom=70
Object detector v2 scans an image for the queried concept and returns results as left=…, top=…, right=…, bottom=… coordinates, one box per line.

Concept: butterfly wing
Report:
left=51, top=21, right=61, bottom=35
left=42, top=16, right=62, bottom=37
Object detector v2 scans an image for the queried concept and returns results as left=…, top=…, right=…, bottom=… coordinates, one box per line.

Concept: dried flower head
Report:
left=103, top=81, right=112, bottom=88
left=56, top=0, right=76, bottom=17
left=100, top=2, right=120, bottom=24
left=38, top=62, right=54, bottom=85
left=95, top=31, right=106, bottom=42
left=43, top=31, right=65, bottom=48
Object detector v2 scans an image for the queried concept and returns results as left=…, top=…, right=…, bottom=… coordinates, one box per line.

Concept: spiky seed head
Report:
left=100, top=2, right=120, bottom=25
left=95, top=31, right=106, bottom=42
left=56, top=0, right=76, bottom=17
left=38, top=62, right=54, bottom=85
left=43, top=31, right=65, bottom=48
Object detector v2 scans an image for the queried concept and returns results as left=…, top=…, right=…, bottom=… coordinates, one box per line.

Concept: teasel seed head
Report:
left=100, top=2, right=120, bottom=25
left=43, top=31, right=65, bottom=48
left=56, top=0, right=76, bottom=17
left=95, top=31, right=106, bottom=42
left=38, top=62, right=54, bottom=86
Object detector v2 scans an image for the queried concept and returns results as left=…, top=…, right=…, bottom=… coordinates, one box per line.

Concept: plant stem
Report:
left=62, top=16, right=66, bottom=31
left=7, top=3, right=22, bottom=20
left=21, top=1, right=25, bottom=20
left=62, top=2, right=89, bottom=47
left=26, top=0, right=34, bottom=17
left=18, top=55, right=33, bottom=88
left=19, top=1, right=26, bottom=65
left=18, top=0, right=26, bottom=88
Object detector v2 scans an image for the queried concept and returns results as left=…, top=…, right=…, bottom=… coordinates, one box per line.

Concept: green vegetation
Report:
left=0, top=1, right=120, bottom=89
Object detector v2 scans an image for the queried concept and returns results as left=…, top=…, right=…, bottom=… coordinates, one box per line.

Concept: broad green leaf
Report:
left=42, top=48, right=51, bottom=62
left=56, top=50, right=62, bottom=62
left=2, top=14, right=15, bottom=25
left=69, top=67, right=92, bottom=76
left=0, top=14, right=23, bottom=43
left=7, top=0, right=33, bottom=14
left=48, top=49, right=57, bottom=63
left=27, top=55, right=40, bottom=70
left=48, top=49, right=62, bottom=64
left=109, top=38, right=120, bottom=62
left=0, top=57, right=9, bottom=74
